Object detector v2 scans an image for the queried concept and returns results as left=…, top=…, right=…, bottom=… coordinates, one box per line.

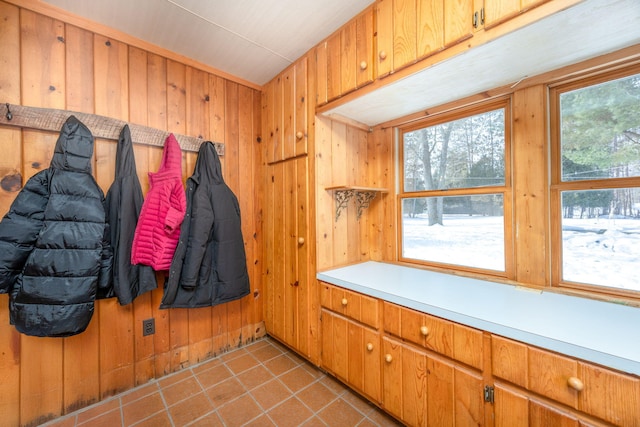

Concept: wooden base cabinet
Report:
left=492, top=335, right=640, bottom=426
left=318, top=282, right=639, bottom=426
left=320, top=283, right=382, bottom=403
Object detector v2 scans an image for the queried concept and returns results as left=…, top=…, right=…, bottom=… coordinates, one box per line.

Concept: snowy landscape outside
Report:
left=402, top=212, right=639, bottom=292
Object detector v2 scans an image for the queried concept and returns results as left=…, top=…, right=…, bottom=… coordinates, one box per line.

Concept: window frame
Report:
left=396, top=97, right=514, bottom=279
left=549, top=64, right=640, bottom=299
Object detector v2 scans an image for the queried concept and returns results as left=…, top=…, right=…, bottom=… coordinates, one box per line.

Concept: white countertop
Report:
left=317, top=261, right=640, bottom=376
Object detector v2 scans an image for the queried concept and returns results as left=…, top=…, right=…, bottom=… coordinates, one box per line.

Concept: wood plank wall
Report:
left=315, top=118, right=395, bottom=271
left=0, top=2, right=263, bottom=426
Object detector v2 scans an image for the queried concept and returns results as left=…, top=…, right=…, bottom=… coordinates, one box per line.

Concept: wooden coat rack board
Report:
left=0, top=103, right=224, bottom=155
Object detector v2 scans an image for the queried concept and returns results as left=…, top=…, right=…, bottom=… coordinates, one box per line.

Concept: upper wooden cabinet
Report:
left=316, top=8, right=374, bottom=105
left=376, top=0, right=473, bottom=77
left=263, top=56, right=308, bottom=163
left=478, top=0, right=551, bottom=30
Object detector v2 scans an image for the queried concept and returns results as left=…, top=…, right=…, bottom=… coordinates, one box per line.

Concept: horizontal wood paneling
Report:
left=0, top=2, right=263, bottom=425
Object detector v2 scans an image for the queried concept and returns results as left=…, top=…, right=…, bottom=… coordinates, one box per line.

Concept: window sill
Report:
left=317, top=261, right=640, bottom=375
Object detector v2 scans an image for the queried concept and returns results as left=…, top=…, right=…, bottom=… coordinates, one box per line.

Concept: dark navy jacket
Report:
left=161, top=141, right=250, bottom=308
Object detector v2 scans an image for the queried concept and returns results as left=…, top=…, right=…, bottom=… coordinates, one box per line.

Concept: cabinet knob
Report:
left=567, top=376, right=584, bottom=391
left=296, top=131, right=304, bottom=140
left=420, top=326, right=429, bottom=336
left=360, top=61, right=368, bottom=70
left=298, top=237, right=305, bottom=245
left=341, top=298, right=348, bottom=306
left=379, top=50, right=387, bottom=61
left=385, top=354, right=393, bottom=363
left=366, top=342, right=374, bottom=351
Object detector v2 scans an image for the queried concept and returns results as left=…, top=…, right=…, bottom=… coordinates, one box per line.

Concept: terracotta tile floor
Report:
left=41, top=336, right=403, bottom=427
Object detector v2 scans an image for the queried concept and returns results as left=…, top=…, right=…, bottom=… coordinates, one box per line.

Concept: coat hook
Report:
left=5, top=103, right=12, bottom=121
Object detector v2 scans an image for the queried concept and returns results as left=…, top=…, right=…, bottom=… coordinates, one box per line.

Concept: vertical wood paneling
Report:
left=94, top=35, right=136, bottom=399
left=282, top=67, right=295, bottom=160
left=166, top=59, right=190, bottom=372
left=186, top=67, right=214, bottom=364
left=326, top=32, right=341, bottom=101
left=295, top=57, right=308, bottom=157
left=0, top=3, right=262, bottom=424
left=238, top=85, right=258, bottom=342
left=315, top=116, right=334, bottom=270
left=62, top=23, right=102, bottom=414
left=252, top=87, right=264, bottom=334
left=224, top=80, right=244, bottom=348
left=513, top=85, right=548, bottom=287
left=209, top=75, right=229, bottom=354
left=128, top=46, right=157, bottom=386
left=331, top=122, right=348, bottom=264
left=146, top=52, right=172, bottom=378
left=296, top=156, right=310, bottom=356
left=19, top=9, right=66, bottom=426
left=0, top=3, right=21, bottom=426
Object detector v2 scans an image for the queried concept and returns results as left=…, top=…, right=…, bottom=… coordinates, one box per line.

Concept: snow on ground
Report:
left=402, top=214, right=639, bottom=291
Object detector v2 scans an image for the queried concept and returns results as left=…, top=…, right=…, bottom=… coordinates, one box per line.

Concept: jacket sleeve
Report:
left=0, top=172, right=49, bottom=293
left=164, top=180, right=187, bottom=234
left=180, top=190, right=214, bottom=289
left=96, top=209, right=114, bottom=300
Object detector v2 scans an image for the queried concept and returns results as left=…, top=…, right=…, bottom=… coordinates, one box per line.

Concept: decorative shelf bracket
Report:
left=326, top=186, right=388, bottom=222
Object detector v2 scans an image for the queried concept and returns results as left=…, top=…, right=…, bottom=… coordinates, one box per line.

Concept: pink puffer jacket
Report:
left=131, top=134, right=186, bottom=271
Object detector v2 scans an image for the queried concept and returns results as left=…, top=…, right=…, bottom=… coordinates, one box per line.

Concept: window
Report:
left=551, top=67, right=640, bottom=295
left=398, top=99, right=511, bottom=275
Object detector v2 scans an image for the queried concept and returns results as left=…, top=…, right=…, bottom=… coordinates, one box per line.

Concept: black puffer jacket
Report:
left=105, top=125, right=157, bottom=305
left=160, top=141, right=250, bottom=308
left=0, top=116, right=112, bottom=337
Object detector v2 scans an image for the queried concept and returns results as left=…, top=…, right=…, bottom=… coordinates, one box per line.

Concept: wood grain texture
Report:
left=0, top=2, right=262, bottom=424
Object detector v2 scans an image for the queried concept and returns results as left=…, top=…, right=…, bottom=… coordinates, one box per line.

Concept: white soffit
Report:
left=323, top=0, right=640, bottom=127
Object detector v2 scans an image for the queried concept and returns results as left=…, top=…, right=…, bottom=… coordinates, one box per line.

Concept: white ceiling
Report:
left=41, top=0, right=374, bottom=86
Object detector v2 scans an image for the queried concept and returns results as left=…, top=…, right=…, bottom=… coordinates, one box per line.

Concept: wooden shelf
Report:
left=325, top=186, right=388, bottom=221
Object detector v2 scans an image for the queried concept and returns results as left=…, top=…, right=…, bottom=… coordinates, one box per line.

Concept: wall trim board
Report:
left=0, top=103, right=224, bottom=154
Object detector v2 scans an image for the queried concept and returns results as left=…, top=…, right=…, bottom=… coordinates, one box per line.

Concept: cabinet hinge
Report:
left=484, top=385, right=494, bottom=403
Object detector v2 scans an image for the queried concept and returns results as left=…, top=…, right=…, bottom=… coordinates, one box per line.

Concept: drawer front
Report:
left=578, top=362, right=640, bottom=426
left=528, top=347, right=579, bottom=409
left=453, top=323, right=484, bottom=370
left=492, top=335, right=528, bottom=388
left=320, top=281, right=379, bottom=328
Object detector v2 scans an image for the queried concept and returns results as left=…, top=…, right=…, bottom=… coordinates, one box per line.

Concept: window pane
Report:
left=561, top=188, right=640, bottom=291
left=403, top=109, right=505, bottom=192
left=560, top=73, right=640, bottom=182
left=402, top=195, right=505, bottom=271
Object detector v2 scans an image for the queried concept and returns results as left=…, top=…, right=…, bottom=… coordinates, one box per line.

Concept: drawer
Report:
left=383, top=302, right=453, bottom=359
left=578, top=361, right=640, bottom=426
left=492, top=334, right=528, bottom=388
left=319, top=281, right=379, bottom=328
left=528, top=346, right=579, bottom=409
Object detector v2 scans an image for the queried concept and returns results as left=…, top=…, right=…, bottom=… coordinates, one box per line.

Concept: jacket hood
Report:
left=151, top=134, right=183, bottom=181
left=193, top=141, right=223, bottom=185
left=115, top=125, right=136, bottom=178
left=50, top=115, right=95, bottom=173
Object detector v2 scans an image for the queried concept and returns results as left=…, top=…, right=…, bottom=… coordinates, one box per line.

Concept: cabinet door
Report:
left=444, top=0, right=473, bottom=47
left=494, top=384, right=528, bottom=427
left=315, top=42, right=328, bottom=106
left=529, top=398, right=579, bottom=427
left=326, top=32, right=342, bottom=102
left=355, top=8, right=374, bottom=88
left=348, top=321, right=382, bottom=403
left=376, top=0, right=393, bottom=77
left=483, top=0, right=551, bottom=29
left=264, top=157, right=311, bottom=356
left=392, top=0, right=417, bottom=71
left=417, top=0, right=445, bottom=60
left=383, top=337, right=428, bottom=426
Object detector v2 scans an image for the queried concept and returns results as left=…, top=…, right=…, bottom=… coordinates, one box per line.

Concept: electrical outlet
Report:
left=142, top=318, right=155, bottom=336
